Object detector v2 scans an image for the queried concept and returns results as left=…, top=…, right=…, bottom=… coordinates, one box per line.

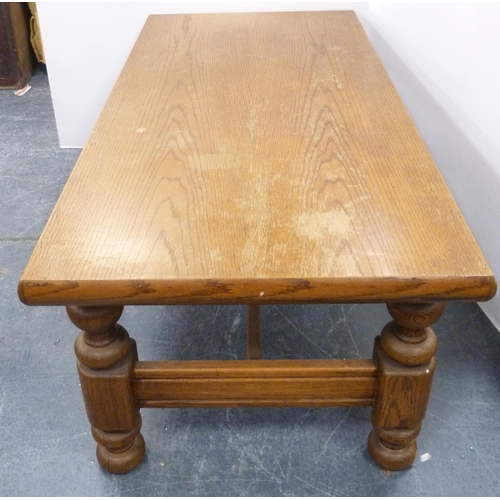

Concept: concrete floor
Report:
left=1, top=67, right=500, bottom=496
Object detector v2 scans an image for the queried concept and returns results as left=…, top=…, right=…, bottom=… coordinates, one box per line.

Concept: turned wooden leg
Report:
left=67, top=305, right=146, bottom=474
left=368, top=302, right=445, bottom=470
left=247, top=304, right=262, bottom=360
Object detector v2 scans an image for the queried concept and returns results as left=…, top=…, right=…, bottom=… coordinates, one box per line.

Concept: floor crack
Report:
left=0, top=236, right=38, bottom=242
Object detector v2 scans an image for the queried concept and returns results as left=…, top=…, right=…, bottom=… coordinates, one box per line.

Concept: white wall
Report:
left=37, top=3, right=499, bottom=330
left=368, top=3, right=500, bottom=331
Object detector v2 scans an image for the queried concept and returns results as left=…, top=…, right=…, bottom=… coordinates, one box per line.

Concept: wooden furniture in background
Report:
left=0, top=2, right=36, bottom=89
left=18, top=12, right=496, bottom=474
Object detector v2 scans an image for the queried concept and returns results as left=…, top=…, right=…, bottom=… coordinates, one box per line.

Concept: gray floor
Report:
left=1, top=67, right=500, bottom=496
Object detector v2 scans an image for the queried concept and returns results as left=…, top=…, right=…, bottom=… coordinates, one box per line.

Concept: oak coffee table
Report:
left=18, top=12, right=496, bottom=474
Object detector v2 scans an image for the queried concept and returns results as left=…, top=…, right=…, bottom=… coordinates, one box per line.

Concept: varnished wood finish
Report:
left=134, top=359, right=376, bottom=407
left=17, top=276, right=496, bottom=306
left=69, top=306, right=145, bottom=474
left=247, top=305, right=262, bottom=359
left=18, top=12, right=495, bottom=306
left=369, top=303, right=443, bottom=470
left=17, top=12, right=497, bottom=474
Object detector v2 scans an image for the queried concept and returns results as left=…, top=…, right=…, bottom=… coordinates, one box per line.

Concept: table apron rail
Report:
left=133, top=359, right=377, bottom=408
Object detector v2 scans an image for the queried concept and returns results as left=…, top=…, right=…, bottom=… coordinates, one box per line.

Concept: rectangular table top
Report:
left=19, top=11, right=496, bottom=305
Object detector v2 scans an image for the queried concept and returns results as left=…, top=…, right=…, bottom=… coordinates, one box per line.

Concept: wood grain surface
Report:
left=19, top=11, right=496, bottom=305
left=134, top=359, right=376, bottom=407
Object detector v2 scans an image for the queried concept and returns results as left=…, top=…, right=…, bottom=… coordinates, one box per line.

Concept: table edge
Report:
left=18, top=275, right=497, bottom=306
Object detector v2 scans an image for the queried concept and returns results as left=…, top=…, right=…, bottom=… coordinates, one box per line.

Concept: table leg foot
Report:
left=369, top=303, right=444, bottom=471
left=368, top=426, right=418, bottom=470
left=92, top=419, right=146, bottom=474
left=67, top=305, right=146, bottom=474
